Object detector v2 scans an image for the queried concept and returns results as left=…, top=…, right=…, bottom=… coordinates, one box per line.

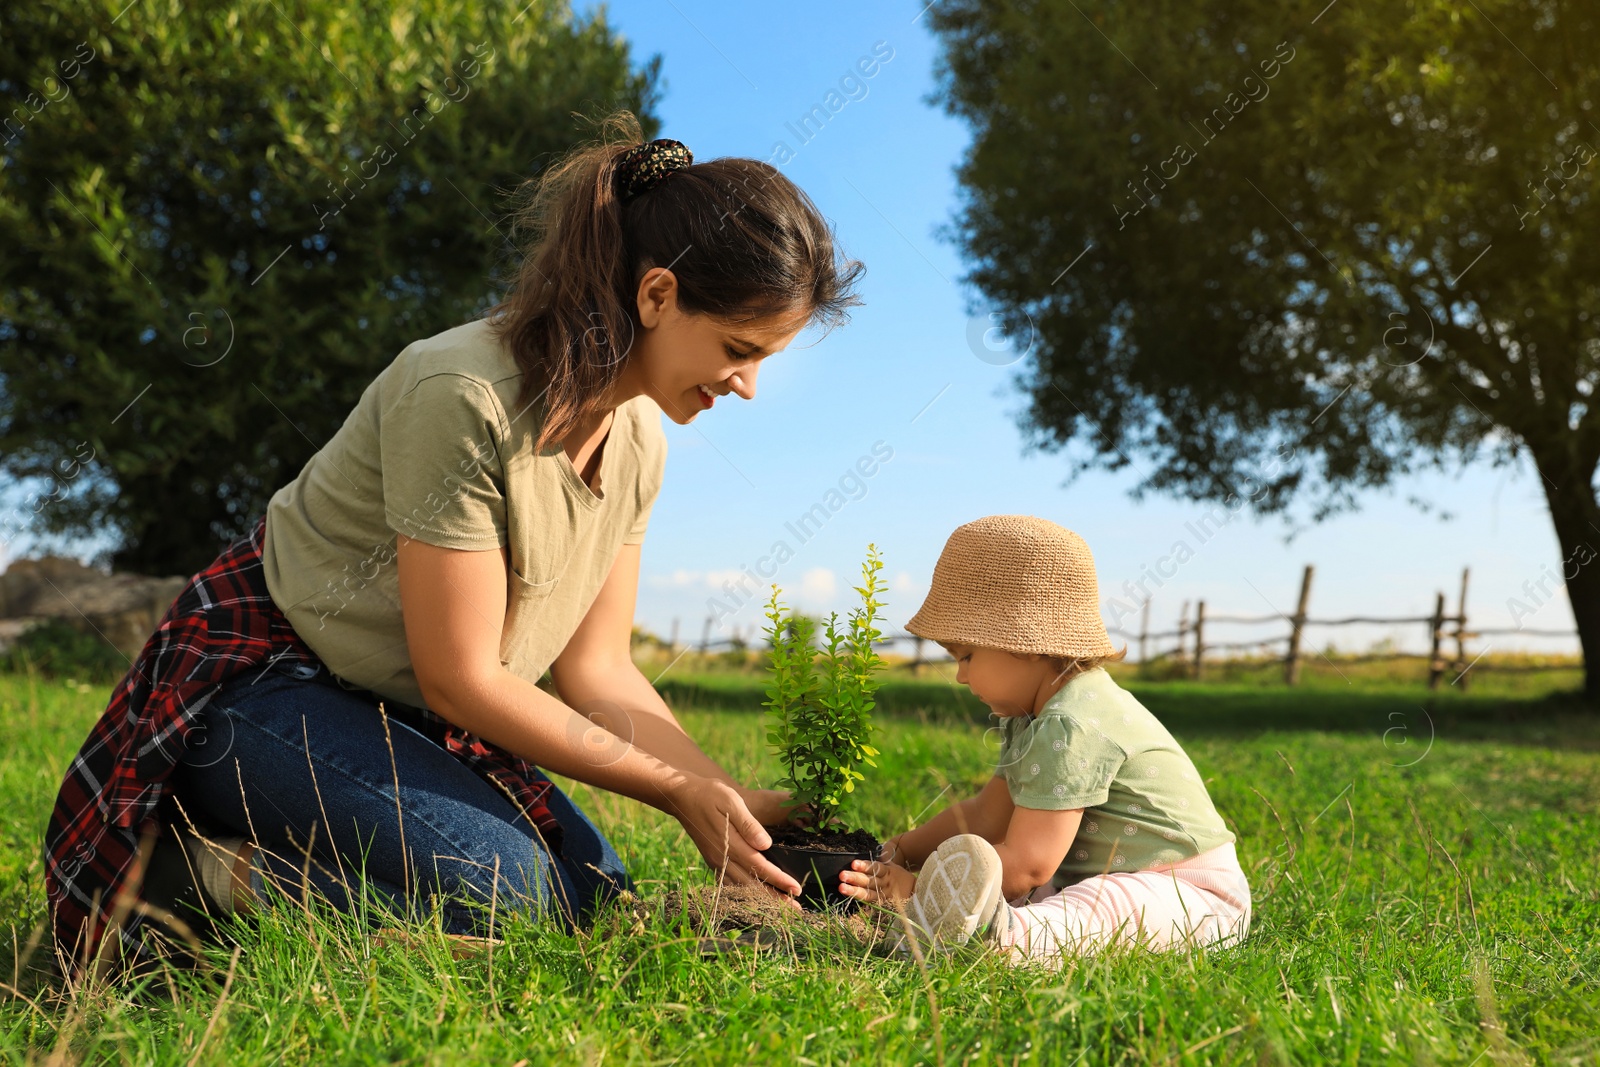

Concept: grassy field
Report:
left=1, top=664, right=1597, bottom=1065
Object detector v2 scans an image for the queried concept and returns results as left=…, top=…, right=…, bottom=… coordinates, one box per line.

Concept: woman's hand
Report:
left=838, top=859, right=917, bottom=905
left=736, top=786, right=800, bottom=829
left=667, top=775, right=802, bottom=901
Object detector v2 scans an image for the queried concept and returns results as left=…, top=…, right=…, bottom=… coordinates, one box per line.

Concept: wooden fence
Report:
left=910, top=565, right=1577, bottom=688
left=659, top=565, right=1581, bottom=689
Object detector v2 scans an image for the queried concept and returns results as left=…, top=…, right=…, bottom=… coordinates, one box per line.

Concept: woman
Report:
left=43, top=113, right=864, bottom=978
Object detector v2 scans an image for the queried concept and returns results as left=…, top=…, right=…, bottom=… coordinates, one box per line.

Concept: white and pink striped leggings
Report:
left=996, top=842, right=1252, bottom=965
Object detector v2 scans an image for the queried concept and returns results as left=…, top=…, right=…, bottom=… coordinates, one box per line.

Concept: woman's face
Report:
left=623, top=267, right=808, bottom=424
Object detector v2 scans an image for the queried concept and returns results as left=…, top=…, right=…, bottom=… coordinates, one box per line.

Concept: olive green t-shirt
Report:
left=260, top=316, right=667, bottom=709
left=998, top=667, right=1235, bottom=888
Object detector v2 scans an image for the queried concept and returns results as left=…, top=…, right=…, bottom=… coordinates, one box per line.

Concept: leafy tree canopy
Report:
left=1, top=0, right=659, bottom=574
left=928, top=0, right=1600, bottom=696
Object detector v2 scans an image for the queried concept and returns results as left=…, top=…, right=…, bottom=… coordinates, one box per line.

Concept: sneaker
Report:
left=139, top=824, right=252, bottom=950
left=892, top=834, right=1010, bottom=958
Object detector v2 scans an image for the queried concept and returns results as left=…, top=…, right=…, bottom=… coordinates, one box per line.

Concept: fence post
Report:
left=1455, top=566, right=1471, bottom=691
left=1139, top=597, right=1150, bottom=664
left=1427, top=592, right=1446, bottom=689
left=699, top=615, right=712, bottom=654
left=669, top=617, right=680, bottom=653
left=1284, top=564, right=1315, bottom=686
left=1193, top=600, right=1206, bottom=680
left=912, top=636, right=924, bottom=676
left=1177, top=600, right=1190, bottom=667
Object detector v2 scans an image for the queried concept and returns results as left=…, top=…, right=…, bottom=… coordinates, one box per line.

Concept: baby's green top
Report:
left=997, top=666, right=1234, bottom=889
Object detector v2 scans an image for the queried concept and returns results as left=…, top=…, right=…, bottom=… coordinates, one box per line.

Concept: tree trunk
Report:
left=1534, top=457, right=1600, bottom=705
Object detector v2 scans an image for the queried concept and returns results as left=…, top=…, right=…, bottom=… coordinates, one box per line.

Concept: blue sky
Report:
left=593, top=0, right=1578, bottom=659
left=0, top=1, right=1577, bottom=664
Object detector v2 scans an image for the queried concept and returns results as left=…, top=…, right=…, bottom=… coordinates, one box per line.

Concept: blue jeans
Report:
left=169, top=659, right=632, bottom=935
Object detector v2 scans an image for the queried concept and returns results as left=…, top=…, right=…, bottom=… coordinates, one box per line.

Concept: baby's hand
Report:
left=839, top=859, right=917, bottom=904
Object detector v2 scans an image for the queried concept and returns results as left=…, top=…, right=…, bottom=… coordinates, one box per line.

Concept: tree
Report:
left=0, top=0, right=659, bottom=574
left=927, top=0, right=1600, bottom=699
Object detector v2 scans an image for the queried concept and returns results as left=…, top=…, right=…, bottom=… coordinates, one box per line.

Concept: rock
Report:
left=0, top=555, right=105, bottom=617
left=0, top=555, right=189, bottom=659
left=0, top=618, right=38, bottom=655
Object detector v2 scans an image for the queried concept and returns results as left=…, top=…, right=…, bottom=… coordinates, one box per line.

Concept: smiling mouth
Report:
left=696, top=383, right=717, bottom=409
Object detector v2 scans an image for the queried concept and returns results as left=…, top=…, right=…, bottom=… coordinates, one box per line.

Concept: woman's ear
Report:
left=635, top=267, right=679, bottom=328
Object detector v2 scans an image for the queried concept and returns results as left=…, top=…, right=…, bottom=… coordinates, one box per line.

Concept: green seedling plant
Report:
left=762, top=545, right=886, bottom=835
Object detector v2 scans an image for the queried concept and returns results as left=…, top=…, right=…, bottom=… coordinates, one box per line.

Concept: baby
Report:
left=839, top=515, right=1251, bottom=964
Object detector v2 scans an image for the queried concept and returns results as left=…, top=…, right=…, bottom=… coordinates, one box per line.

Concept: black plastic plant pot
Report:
left=763, top=843, right=876, bottom=912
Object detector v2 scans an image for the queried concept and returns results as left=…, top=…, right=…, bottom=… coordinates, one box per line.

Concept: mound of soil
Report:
left=644, top=884, right=902, bottom=954
left=595, top=883, right=908, bottom=953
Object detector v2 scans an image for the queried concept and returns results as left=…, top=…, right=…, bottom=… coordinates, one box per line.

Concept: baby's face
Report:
left=942, top=643, right=1057, bottom=718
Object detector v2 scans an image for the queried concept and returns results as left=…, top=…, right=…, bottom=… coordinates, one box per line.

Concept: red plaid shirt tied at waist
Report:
left=43, top=515, right=563, bottom=975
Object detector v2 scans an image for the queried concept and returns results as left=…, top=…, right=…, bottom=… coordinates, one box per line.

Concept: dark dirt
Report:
left=635, top=884, right=903, bottom=954
left=765, top=824, right=881, bottom=855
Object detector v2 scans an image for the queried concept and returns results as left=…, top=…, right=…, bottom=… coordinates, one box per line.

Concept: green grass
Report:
left=2, top=667, right=1598, bottom=1065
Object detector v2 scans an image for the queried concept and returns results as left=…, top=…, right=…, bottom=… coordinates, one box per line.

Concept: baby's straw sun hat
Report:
left=905, top=514, right=1116, bottom=659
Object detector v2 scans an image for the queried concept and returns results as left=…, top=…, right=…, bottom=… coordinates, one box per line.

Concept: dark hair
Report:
left=486, top=111, right=865, bottom=449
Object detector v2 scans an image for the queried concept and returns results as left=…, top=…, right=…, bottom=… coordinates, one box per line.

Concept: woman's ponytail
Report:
left=488, top=112, right=640, bottom=449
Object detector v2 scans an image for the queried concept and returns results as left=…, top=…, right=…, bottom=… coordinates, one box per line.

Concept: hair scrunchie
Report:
left=614, top=138, right=694, bottom=201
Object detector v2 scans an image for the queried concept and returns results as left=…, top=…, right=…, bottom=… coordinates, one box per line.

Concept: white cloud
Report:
left=646, top=568, right=705, bottom=589
left=646, top=568, right=759, bottom=594
left=799, top=567, right=836, bottom=601
left=704, top=569, right=747, bottom=590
